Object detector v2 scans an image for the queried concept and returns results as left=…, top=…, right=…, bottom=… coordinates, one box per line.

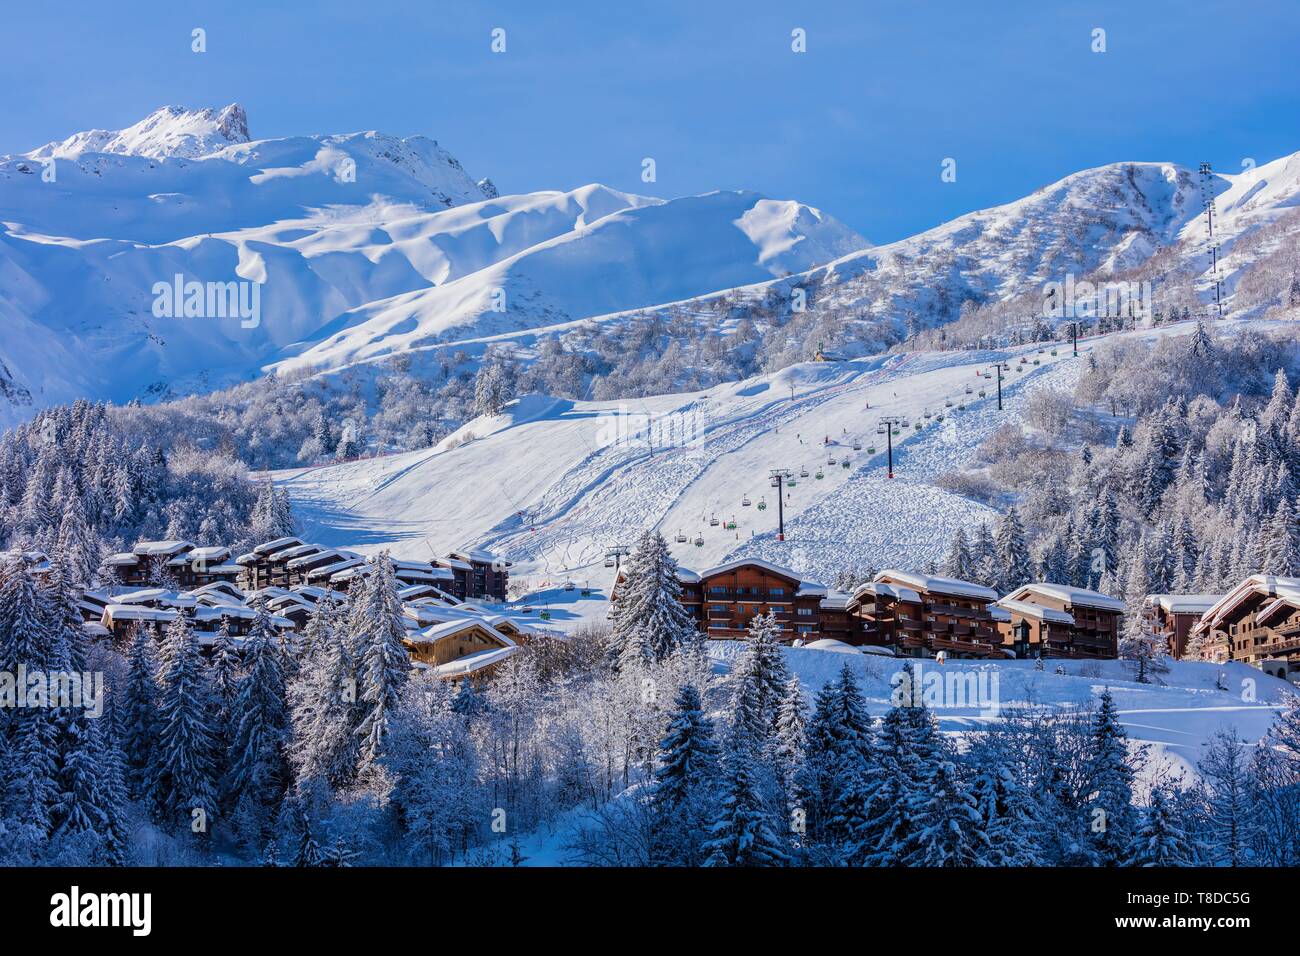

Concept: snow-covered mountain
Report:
left=0, top=104, right=867, bottom=428
left=4, top=103, right=1300, bottom=431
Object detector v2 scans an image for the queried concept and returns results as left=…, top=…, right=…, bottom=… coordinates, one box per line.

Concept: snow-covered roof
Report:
left=101, top=604, right=180, bottom=625
left=819, top=590, right=852, bottom=610
left=411, top=618, right=515, bottom=648
left=183, top=582, right=247, bottom=600
left=432, top=645, right=519, bottom=678
left=450, top=548, right=509, bottom=567
left=850, top=581, right=924, bottom=605
left=675, top=568, right=702, bottom=584
left=286, top=548, right=342, bottom=569
left=995, top=598, right=1075, bottom=625
left=1195, top=575, right=1300, bottom=634
left=82, top=622, right=111, bottom=638
left=1147, top=593, right=1221, bottom=615
left=797, top=583, right=830, bottom=598
left=104, top=552, right=141, bottom=566
left=115, top=588, right=196, bottom=608
left=131, top=540, right=193, bottom=557
left=439, top=556, right=474, bottom=571
left=187, top=545, right=232, bottom=562
left=1004, top=582, right=1125, bottom=612
left=252, top=536, right=304, bottom=556
left=307, top=556, right=366, bottom=580
left=874, top=569, right=998, bottom=602
left=690, top=557, right=806, bottom=583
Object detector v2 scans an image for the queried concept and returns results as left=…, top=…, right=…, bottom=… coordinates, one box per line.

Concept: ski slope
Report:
left=277, top=319, right=1237, bottom=620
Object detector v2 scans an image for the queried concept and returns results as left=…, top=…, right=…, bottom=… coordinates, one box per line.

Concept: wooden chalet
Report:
left=999, top=583, right=1124, bottom=658
left=1143, top=594, right=1221, bottom=659
left=405, top=618, right=519, bottom=681
left=436, top=549, right=511, bottom=601
left=848, top=570, right=1003, bottom=658
left=104, top=540, right=241, bottom=589
left=673, top=558, right=830, bottom=641
left=1188, top=575, right=1300, bottom=678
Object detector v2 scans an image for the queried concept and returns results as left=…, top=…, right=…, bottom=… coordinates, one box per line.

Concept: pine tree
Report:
left=226, top=607, right=289, bottom=832
left=150, top=616, right=219, bottom=833
left=1085, top=690, right=1138, bottom=865
left=941, top=528, right=973, bottom=580
left=906, top=757, right=990, bottom=866
left=773, top=675, right=807, bottom=812
left=608, top=530, right=699, bottom=667
left=1129, top=787, right=1196, bottom=866
left=352, top=555, right=410, bottom=770
left=727, top=610, right=790, bottom=748
left=966, top=736, right=1043, bottom=866
left=288, top=595, right=361, bottom=787
left=651, top=683, right=718, bottom=865
left=1198, top=729, right=1252, bottom=866
left=995, top=507, right=1032, bottom=593
left=120, top=624, right=160, bottom=798
left=703, top=737, right=790, bottom=867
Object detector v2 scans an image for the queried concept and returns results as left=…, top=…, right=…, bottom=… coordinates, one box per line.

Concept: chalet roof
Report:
left=850, top=581, right=924, bottom=605
left=187, top=545, right=232, bottom=562
left=995, top=598, right=1075, bottom=625
left=131, top=540, right=193, bottom=557
left=307, top=556, right=366, bottom=581
left=252, top=537, right=305, bottom=556
left=818, top=590, right=852, bottom=610
left=101, top=605, right=181, bottom=625
left=104, top=552, right=141, bottom=566
left=1193, top=575, right=1300, bottom=634
left=410, top=618, right=515, bottom=648
left=874, top=569, right=998, bottom=602
left=115, top=588, right=196, bottom=609
left=450, top=548, right=510, bottom=567
left=439, top=556, right=474, bottom=571
left=797, top=583, right=830, bottom=598
left=675, top=568, right=702, bottom=584
left=432, top=645, right=519, bottom=678
left=691, top=557, right=806, bottom=585
left=183, top=582, right=247, bottom=601
left=1004, top=582, right=1125, bottom=612
left=286, top=548, right=342, bottom=569
left=1146, top=593, right=1221, bottom=615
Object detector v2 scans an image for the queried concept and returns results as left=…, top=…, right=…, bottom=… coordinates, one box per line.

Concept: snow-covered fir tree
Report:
left=608, top=529, right=698, bottom=668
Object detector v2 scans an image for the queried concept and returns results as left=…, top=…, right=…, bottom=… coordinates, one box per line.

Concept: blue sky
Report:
left=4, top=0, right=1297, bottom=242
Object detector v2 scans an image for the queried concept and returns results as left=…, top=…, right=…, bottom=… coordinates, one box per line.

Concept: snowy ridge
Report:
left=0, top=105, right=866, bottom=428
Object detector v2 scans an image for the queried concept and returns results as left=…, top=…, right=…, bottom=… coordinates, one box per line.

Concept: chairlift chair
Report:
left=757, top=498, right=767, bottom=511
left=828, top=456, right=837, bottom=465
left=815, top=469, right=825, bottom=480
left=741, top=496, right=751, bottom=507
left=693, top=535, right=704, bottom=547
left=675, top=531, right=687, bottom=544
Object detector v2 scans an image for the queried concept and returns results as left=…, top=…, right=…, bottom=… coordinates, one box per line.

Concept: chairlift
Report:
left=693, top=535, right=704, bottom=547
left=978, top=389, right=987, bottom=398
left=841, top=459, right=851, bottom=469
left=741, top=496, right=752, bottom=507
left=913, top=421, right=922, bottom=430
left=901, top=419, right=910, bottom=428
left=725, top=517, right=737, bottom=530
left=958, top=403, right=967, bottom=411
left=924, top=410, right=933, bottom=419
left=540, top=609, right=552, bottom=621
left=1033, top=359, right=1041, bottom=365
left=563, top=580, right=575, bottom=592
left=815, top=469, right=825, bottom=480
left=867, top=445, right=876, bottom=454
left=944, top=399, right=954, bottom=408
left=787, top=478, right=797, bottom=487
left=876, top=425, right=887, bottom=435
left=852, top=441, right=862, bottom=451
left=800, top=466, right=810, bottom=477
left=757, top=498, right=768, bottom=511
left=675, top=530, right=687, bottom=543
left=892, top=429, right=901, bottom=437
left=1051, top=349, right=1058, bottom=356
left=936, top=413, right=945, bottom=422
left=828, top=456, right=837, bottom=466
left=603, top=556, right=616, bottom=568
left=709, top=514, right=720, bottom=527
left=964, top=385, right=973, bottom=394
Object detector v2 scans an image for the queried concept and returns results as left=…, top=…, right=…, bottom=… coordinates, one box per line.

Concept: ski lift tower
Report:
left=877, top=416, right=906, bottom=479
left=1199, top=162, right=1224, bottom=319
left=604, top=544, right=630, bottom=577
left=768, top=469, right=792, bottom=541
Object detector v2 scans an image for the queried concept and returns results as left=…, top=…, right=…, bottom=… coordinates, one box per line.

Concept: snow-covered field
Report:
left=277, top=319, right=1253, bottom=624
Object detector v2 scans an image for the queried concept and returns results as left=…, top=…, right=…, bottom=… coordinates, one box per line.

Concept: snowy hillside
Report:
left=277, top=319, right=1257, bottom=617
left=0, top=104, right=866, bottom=428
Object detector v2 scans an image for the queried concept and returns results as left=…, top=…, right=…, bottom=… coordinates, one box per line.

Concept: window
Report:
left=796, top=624, right=815, bottom=633
left=770, top=587, right=785, bottom=596
left=797, top=607, right=813, bottom=616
